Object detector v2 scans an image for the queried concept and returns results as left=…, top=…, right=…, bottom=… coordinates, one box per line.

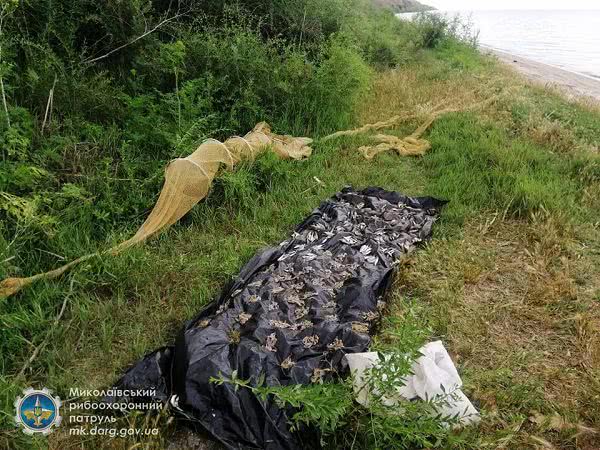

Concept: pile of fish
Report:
left=108, top=187, right=446, bottom=449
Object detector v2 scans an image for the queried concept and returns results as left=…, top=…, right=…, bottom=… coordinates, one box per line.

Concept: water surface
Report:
left=402, top=10, right=600, bottom=79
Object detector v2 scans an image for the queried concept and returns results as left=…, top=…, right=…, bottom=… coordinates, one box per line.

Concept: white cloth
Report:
left=345, top=341, right=480, bottom=426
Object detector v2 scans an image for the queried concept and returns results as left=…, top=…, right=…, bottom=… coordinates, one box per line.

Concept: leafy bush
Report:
left=413, top=12, right=479, bottom=49
left=0, top=106, right=33, bottom=161
left=279, top=36, right=372, bottom=135
left=343, top=4, right=415, bottom=68
left=414, top=13, right=451, bottom=48
left=0, top=0, right=461, bottom=301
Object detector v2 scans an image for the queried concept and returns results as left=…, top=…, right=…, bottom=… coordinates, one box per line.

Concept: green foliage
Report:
left=211, top=371, right=353, bottom=438
left=348, top=400, right=468, bottom=449
left=413, top=12, right=479, bottom=49
left=252, top=150, right=292, bottom=190
left=211, top=361, right=462, bottom=449
left=284, top=37, right=372, bottom=135
left=0, top=0, right=400, bottom=287
left=338, top=304, right=468, bottom=449
left=218, top=166, right=262, bottom=209
left=343, top=4, right=416, bottom=68
left=374, top=304, right=431, bottom=354
left=0, top=106, right=33, bottom=160
left=263, top=383, right=352, bottom=435
left=414, top=13, right=450, bottom=48
left=420, top=113, right=585, bottom=224
left=433, top=40, right=489, bottom=73
left=210, top=301, right=465, bottom=449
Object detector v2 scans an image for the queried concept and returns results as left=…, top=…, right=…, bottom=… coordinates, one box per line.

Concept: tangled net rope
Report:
left=322, top=96, right=499, bottom=159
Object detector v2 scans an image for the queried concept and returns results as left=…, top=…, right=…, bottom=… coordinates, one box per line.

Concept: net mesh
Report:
left=0, top=122, right=312, bottom=297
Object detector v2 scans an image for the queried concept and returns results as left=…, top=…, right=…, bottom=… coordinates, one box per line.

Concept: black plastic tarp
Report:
left=107, top=187, right=445, bottom=449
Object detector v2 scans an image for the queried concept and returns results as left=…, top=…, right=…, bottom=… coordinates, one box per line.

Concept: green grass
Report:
left=1, top=135, right=430, bottom=448
left=421, top=112, right=586, bottom=224
left=2, top=8, right=600, bottom=449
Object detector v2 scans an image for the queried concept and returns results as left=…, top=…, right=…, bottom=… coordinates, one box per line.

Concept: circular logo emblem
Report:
left=14, top=387, right=62, bottom=435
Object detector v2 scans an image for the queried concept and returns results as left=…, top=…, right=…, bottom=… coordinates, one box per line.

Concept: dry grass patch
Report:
left=355, top=45, right=600, bottom=449
left=392, top=216, right=600, bottom=448
left=358, top=65, right=500, bottom=126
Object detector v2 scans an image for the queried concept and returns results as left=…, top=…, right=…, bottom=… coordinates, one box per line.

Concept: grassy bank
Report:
left=1, top=2, right=600, bottom=449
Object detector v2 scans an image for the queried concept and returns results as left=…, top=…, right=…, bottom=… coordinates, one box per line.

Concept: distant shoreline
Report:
left=481, top=46, right=600, bottom=102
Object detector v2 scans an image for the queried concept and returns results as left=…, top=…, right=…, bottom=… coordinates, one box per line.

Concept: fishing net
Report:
left=1, top=95, right=499, bottom=298
left=0, top=123, right=312, bottom=297
left=322, top=96, right=499, bottom=160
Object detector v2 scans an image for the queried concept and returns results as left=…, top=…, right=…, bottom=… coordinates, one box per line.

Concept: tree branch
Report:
left=0, top=7, right=10, bottom=128
left=83, top=11, right=186, bottom=65
left=41, top=75, right=57, bottom=133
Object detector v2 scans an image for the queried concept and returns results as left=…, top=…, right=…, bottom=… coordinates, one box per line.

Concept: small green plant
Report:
left=211, top=360, right=465, bottom=449
left=0, top=106, right=33, bottom=161
left=211, top=325, right=464, bottom=450
left=211, top=370, right=353, bottom=439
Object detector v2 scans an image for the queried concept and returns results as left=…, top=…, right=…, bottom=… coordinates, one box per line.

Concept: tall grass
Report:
left=421, top=113, right=584, bottom=224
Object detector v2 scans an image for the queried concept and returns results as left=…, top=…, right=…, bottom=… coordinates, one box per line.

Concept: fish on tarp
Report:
left=104, top=187, right=446, bottom=450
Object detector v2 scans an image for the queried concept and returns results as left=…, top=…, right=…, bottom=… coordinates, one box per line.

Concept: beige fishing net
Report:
left=1, top=95, right=499, bottom=298
left=0, top=122, right=312, bottom=297
left=323, top=96, right=499, bottom=160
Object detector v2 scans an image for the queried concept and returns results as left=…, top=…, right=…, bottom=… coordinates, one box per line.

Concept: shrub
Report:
left=343, top=5, right=414, bottom=68
left=0, top=106, right=33, bottom=161
left=311, top=38, right=372, bottom=133
left=281, top=36, right=372, bottom=135
left=413, top=12, right=479, bottom=49
left=414, top=13, right=449, bottom=48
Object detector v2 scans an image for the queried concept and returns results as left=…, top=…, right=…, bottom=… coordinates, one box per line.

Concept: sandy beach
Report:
left=482, top=46, right=600, bottom=102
